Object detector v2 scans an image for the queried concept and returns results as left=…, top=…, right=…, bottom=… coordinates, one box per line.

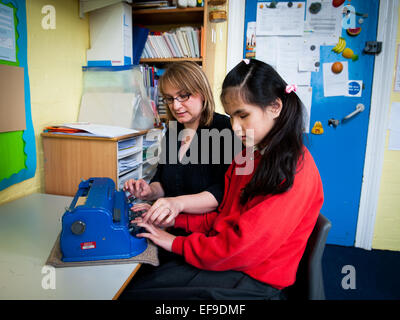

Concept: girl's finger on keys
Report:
left=141, top=210, right=152, bottom=223
left=137, top=222, right=156, bottom=234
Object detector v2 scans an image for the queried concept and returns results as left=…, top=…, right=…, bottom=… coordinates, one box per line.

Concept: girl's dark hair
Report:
left=220, top=59, right=305, bottom=205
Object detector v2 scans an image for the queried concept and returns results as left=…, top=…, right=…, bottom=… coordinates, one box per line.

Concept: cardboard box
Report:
left=87, top=2, right=133, bottom=66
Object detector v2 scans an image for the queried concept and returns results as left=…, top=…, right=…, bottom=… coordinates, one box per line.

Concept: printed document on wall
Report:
left=296, top=86, right=312, bottom=134
left=388, top=102, right=400, bottom=150
left=256, top=36, right=278, bottom=69
left=256, top=1, right=305, bottom=36
left=323, top=61, right=349, bottom=97
left=299, top=37, right=320, bottom=72
left=0, top=3, right=16, bottom=62
left=277, top=37, right=311, bottom=86
left=256, top=37, right=311, bottom=86
left=304, top=0, right=344, bottom=45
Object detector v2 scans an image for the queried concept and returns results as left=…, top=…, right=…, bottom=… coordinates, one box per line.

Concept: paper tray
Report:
left=46, top=234, right=159, bottom=268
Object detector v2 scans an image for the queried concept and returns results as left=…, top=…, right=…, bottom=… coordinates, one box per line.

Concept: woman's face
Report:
left=224, top=98, right=282, bottom=148
left=163, top=85, right=204, bottom=126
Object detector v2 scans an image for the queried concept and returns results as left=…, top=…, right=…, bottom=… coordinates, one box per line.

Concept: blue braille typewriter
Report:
left=60, top=177, right=147, bottom=262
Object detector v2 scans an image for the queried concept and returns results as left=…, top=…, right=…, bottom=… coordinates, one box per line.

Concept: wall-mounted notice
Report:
left=0, top=3, right=16, bottom=62
left=256, top=1, right=305, bottom=36
left=346, top=80, right=363, bottom=97
left=388, top=102, right=400, bottom=150
left=323, top=61, right=349, bottom=97
left=304, top=0, right=344, bottom=46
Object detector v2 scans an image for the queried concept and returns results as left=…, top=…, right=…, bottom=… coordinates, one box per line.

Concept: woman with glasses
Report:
left=124, top=61, right=236, bottom=225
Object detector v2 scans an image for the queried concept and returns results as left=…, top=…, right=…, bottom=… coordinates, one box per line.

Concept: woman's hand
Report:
left=134, top=218, right=176, bottom=252
left=124, top=179, right=153, bottom=200
left=142, top=197, right=183, bottom=226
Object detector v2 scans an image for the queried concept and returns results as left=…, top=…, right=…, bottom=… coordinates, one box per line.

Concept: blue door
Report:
left=244, top=0, right=380, bottom=246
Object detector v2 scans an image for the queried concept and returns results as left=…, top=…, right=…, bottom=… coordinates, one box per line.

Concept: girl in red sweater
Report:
left=120, top=59, right=324, bottom=300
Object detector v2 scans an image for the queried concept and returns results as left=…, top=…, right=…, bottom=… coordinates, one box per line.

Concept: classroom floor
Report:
left=322, top=244, right=400, bottom=300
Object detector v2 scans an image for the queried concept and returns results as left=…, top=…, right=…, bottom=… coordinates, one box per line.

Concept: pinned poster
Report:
left=388, top=102, right=400, bottom=150
left=323, top=61, right=349, bottom=97
left=245, top=21, right=257, bottom=59
left=256, top=1, right=305, bottom=36
left=346, top=80, right=363, bottom=97
left=296, top=86, right=313, bottom=133
left=299, top=38, right=321, bottom=72
left=0, top=3, right=17, bottom=63
left=277, top=37, right=311, bottom=86
left=304, top=0, right=344, bottom=46
left=388, top=103, right=400, bottom=130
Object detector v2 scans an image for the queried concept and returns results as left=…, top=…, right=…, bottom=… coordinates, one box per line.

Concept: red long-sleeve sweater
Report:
left=171, top=147, right=324, bottom=290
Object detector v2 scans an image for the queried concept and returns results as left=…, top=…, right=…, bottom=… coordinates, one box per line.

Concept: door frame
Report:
left=226, top=0, right=399, bottom=249
left=355, top=0, right=399, bottom=250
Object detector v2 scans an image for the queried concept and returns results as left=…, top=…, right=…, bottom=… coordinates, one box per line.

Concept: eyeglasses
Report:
left=162, top=93, right=191, bottom=105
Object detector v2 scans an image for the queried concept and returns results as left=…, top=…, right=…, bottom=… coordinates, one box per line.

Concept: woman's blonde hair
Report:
left=159, top=62, right=215, bottom=127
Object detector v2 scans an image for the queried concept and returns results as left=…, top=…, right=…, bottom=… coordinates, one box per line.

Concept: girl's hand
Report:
left=134, top=218, right=176, bottom=252
left=123, top=179, right=153, bottom=200
left=142, top=197, right=183, bottom=226
left=130, top=202, right=151, bottom=213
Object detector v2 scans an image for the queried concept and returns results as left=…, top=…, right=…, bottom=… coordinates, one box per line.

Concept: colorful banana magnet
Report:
left=332, top=37, right=359, bottom=61
left=332, top=37, right=346, bottom=53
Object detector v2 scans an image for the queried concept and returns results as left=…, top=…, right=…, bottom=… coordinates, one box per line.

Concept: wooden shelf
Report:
left=140, top=57, right=202, bottom=63
left=133, top=2, right=211, bottom=82
left=133, top=7, right=204, bottom=26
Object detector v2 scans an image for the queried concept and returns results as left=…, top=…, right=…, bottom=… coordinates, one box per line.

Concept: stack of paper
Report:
left=119, top=155, right=141, bottom=173
left=62, top=123, right=138, bottom=138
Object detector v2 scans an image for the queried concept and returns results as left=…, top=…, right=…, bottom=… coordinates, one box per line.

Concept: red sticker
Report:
left=81, top=241, right=96, bottom=250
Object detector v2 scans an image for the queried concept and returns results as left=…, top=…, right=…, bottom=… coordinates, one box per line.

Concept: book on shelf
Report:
left=141, top=27, right=201, bottom=59
left=132, top=25, right=149, bottom=65
left=132, top=1, right=170, bottom=9
left=139, top=64, right=167, bottom=116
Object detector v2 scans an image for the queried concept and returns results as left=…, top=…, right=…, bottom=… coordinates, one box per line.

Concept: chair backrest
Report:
left=286, top=213, right=332, bottom=300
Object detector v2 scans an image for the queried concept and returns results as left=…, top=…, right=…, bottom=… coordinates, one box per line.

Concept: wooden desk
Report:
left=0, top=193, right=139, bottom=300
left=41, top=129, right=161, bottom=196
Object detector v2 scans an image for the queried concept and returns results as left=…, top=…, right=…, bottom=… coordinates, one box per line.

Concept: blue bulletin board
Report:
left=0, top=0, right=36, bottom=191
left=243, top=0, right=380, bottom=246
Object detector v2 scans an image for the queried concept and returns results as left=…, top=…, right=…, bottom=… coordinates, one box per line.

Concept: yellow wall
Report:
left=372, top=5, right=400, bottom=251
left=0, top=0, right=89, bottom=204
left=206, top=1, right=228, bottom=115
left=212, top=18, right=228, bottom=115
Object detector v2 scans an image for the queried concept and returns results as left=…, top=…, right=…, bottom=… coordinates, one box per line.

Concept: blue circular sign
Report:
left=348, top=81, right=361, bottom=96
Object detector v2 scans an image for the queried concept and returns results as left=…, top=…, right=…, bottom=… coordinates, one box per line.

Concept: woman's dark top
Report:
left=151, top=112, right=236, bottom=204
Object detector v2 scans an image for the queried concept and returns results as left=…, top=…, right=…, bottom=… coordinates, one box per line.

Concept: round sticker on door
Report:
left=347, top=81, right=363, bottom=97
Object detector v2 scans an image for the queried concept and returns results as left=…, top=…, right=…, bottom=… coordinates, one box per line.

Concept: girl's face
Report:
left=224, top=99, right=282, bottom=148
left=163, top=85, right=204, bottom=126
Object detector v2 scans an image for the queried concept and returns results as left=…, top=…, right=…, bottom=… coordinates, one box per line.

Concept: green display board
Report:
left=0, top=0, right=36, bottom=190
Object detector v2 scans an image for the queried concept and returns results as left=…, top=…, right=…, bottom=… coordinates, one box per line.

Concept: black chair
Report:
left=286, top=213, right=332, bottom=300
